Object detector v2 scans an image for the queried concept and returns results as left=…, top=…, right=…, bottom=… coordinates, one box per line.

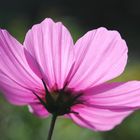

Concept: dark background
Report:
left=0, top=0, right=140, bottom=140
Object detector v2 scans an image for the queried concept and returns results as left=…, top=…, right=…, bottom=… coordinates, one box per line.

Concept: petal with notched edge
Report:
left=24, top=18, right=75, bottom=90
left=68, top=28, right=128, bottom=90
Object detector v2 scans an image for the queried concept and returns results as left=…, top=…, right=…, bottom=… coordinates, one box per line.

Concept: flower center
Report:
left=46, top=88, right=83, bottom=115
left=33, top=80, right=83, bottom=116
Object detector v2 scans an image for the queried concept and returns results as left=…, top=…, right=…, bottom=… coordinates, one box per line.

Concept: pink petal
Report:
left=67, top=28, right=128, bottom=90
left=69, top=81, right=140, bottom=131
left=84, top=81, right=140, bottom=110
left=69, top=106, right=132, bottom=131
left=28, top=104, right=49, bottom=118
left=0, top=73, right=34, bottom=105
left=24, top=18, right=75, bottom=90
left=0, top=29, right=41, bottom=105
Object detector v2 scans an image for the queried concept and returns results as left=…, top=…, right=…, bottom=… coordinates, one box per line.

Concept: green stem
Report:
left=47, top=114, right=57, bottom=140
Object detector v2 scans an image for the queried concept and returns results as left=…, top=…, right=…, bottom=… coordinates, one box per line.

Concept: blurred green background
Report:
left=0, top=0, right=140, bottom=140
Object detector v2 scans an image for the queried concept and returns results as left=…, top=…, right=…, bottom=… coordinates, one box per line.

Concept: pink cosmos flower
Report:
left=0, top=18, right=140, bottom=132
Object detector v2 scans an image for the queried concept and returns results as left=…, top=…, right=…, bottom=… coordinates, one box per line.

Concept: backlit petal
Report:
left=0, top=29, right=41, bottom=105
left=70, top=106, right=132, bottom=131
left=84, top=81, right=140, bottom=109
left=68, top=28, right=127, bottom=90
left=28, top=104, right=49, bottom=118
left=24, top=18, right=74, bottom=90
left=69, top=81, right=140, bottom=131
